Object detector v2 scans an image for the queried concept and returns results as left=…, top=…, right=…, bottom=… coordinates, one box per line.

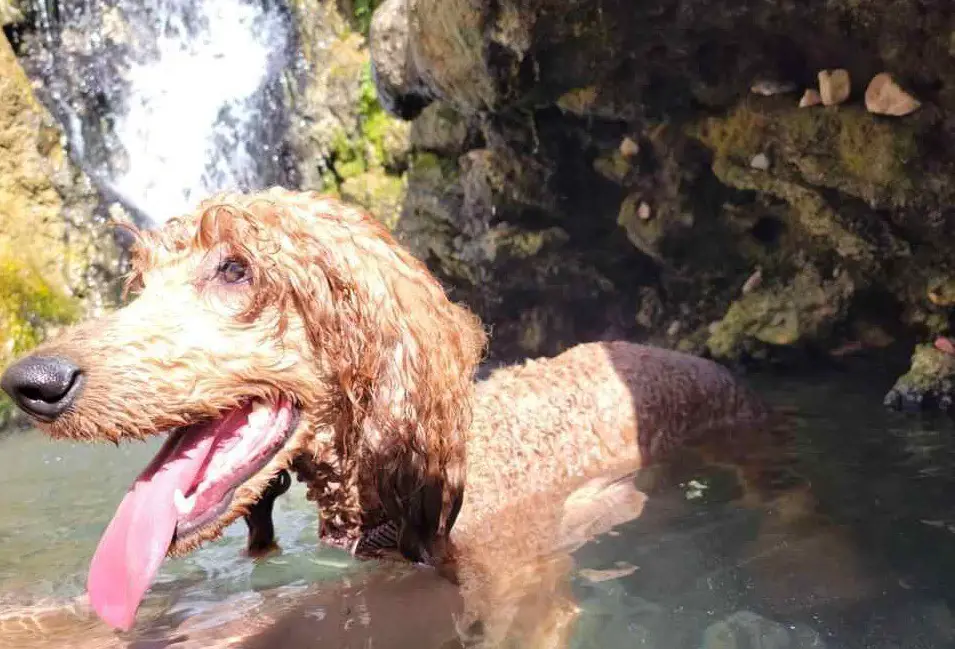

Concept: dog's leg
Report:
left=243, top=470, right=292, bottom=558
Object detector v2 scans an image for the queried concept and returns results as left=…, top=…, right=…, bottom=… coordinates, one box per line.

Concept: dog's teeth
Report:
left=174, top=488, right=197, bottom=515
left=248, top=401, right=273, bottom=428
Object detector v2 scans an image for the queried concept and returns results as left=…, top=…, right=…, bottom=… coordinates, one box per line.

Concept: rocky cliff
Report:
left=5, top=0, right=955, bottom=414
left=363, top=0, right=955, bottom=410
left=0, top=8, right=124, bottom=427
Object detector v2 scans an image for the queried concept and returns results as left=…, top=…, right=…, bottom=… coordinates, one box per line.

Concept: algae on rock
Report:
left=287, top=0, right=410, bottom=227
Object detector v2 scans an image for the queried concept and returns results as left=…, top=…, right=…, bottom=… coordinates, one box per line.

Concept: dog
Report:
left=1, top=188, right=769, bottom=645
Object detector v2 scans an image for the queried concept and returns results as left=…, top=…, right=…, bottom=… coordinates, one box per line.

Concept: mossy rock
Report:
left=410, top=102, right=470, bottom=155
left=593, top=149, right=636, bottom=184
left=486, top=225, right=570, bottom=261
left=0, top=36, right=120, bottom=368
left=617, top=193, right=693, bottom=262
left=691, top=99, right=920, bottom=208
left=706, top=268, right=854, bottom=361
left=927, top=276, right=955, bottom=307
left=709, top=157, right=902, bottom=268
left=340, top=169, right=407, bottom=230
left=884, top=344, right=955, bottom=412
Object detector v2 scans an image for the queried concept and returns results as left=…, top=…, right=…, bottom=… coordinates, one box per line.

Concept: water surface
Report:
left=2, top=370, right=955, bottom=648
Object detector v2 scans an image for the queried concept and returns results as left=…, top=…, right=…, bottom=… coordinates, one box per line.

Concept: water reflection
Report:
left=3, top=371, right=955, bottom=648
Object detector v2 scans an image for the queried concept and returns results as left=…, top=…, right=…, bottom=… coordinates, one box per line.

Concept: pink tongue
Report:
left=86, top=410, right=245, bottom=631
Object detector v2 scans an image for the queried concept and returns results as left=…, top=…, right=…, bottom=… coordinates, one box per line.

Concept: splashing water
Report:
left=16, top=0, right=295, bottom=225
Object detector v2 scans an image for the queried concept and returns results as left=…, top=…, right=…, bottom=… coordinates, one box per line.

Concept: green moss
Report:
left=692, top=103, right=771, bottom=163
left=340, top=170, right=407, bottom=230
left=706, top=269, right=852, bottom=360
left=556, top=86, right=599, bottom=115
left=408, top=152, right=460, bottom=182
left=593, top=150, right=633, bottom=184
left=0, top=256, right=80, bottom=356
left=327, top=62, right=410, bottom=195
left=691, top=99, right=919, bottom=205
left=488, top=226, right=570, bottom=260
left=892, top=344, right=955, bottom=395
left=0, top=255, right=81, bottom=418
left=351, top=0, right=380, bottom=35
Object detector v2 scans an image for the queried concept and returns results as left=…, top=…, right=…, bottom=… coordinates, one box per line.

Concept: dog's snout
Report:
left=0, top=356, right=84, bottom=422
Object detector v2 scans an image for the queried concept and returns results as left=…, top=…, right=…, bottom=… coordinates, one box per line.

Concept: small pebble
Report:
left=865, top=72, right=921, bottom=116
left=619, top=136, right=640, bottom=158
left=749, top=153, right=770, bottom=171
left=798, top=88, right=822, bottom=108
left=934, top=336, right=955, bottom=356
left=741, top=268, right=763, bottom=294
left=818, top=69, right=851, bottom=106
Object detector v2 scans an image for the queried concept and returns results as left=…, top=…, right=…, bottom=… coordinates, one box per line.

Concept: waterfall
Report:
left=15, top=0, right=296, bottom=225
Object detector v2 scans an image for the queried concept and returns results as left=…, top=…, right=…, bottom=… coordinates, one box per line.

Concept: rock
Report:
left=0, top=35, right=122, bottom=429
left=799, top=89, right=822, bottom=107
left=706, top=267, right=854, bottom=361
left=287, top=0, right=411, bottom=218
left=884, top=344, right=955, bottom=412
left=818, top=69, right=851, bottom=106
left=368, top=0, right=434, bottom=120
left=749, top=152, right=770, bottom=171
left=927, top=277, right=955, bottom=306
left=340, top=170, right=407, bottom=230
left=619, top=136, right=640, bottom=158
left=410, top=102, right=470, bottom=155
left=865, top=72, right=921, bottom=116
left=362, top=0, right=955, bottom=380
left=593, top=149, right=635, bottom=184
left=750, top=79, right=797, bottom=96
left=741, top=268, right=763, bottom=294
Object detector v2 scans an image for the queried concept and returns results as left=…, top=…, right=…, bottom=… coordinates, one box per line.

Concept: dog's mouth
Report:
left=86, top=397, right=300, bottom=631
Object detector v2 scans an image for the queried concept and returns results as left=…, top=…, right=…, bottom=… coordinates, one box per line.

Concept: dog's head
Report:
left=0, top=188, right=486, bottom=628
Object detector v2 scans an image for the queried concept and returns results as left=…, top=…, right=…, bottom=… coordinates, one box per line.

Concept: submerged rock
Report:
left=885, top=344, right=955, bottom=412
left=701, top=610, right=826, bottom=649
left=865, top=73, right=921, bottom=117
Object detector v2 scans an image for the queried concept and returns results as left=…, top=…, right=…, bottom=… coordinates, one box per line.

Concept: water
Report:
left=15, top=0, right=295, bottom=225
left=2, top=370, right=955, bottom=648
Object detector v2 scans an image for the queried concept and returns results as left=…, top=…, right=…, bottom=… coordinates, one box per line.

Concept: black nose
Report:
left=0, top=356, right=84, bottom=422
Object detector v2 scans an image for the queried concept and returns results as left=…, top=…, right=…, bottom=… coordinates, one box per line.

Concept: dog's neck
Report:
left=290, top=445, right=395, bottom=556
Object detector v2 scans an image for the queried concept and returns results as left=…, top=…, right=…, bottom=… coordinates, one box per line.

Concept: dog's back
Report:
left=458, top=341, right=766, bottom=535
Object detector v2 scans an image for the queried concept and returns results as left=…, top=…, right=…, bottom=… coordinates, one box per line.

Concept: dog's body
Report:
left=1, top=189, right=771, bottom=647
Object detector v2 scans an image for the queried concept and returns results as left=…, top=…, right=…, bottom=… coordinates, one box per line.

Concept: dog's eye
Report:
left=215, top=258, right=250, bottom=285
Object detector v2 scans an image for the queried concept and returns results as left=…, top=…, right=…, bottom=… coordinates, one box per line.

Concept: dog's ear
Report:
left=281, top=195, right=486, bottom=563
left=359, top=275, right=484, bottom=563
